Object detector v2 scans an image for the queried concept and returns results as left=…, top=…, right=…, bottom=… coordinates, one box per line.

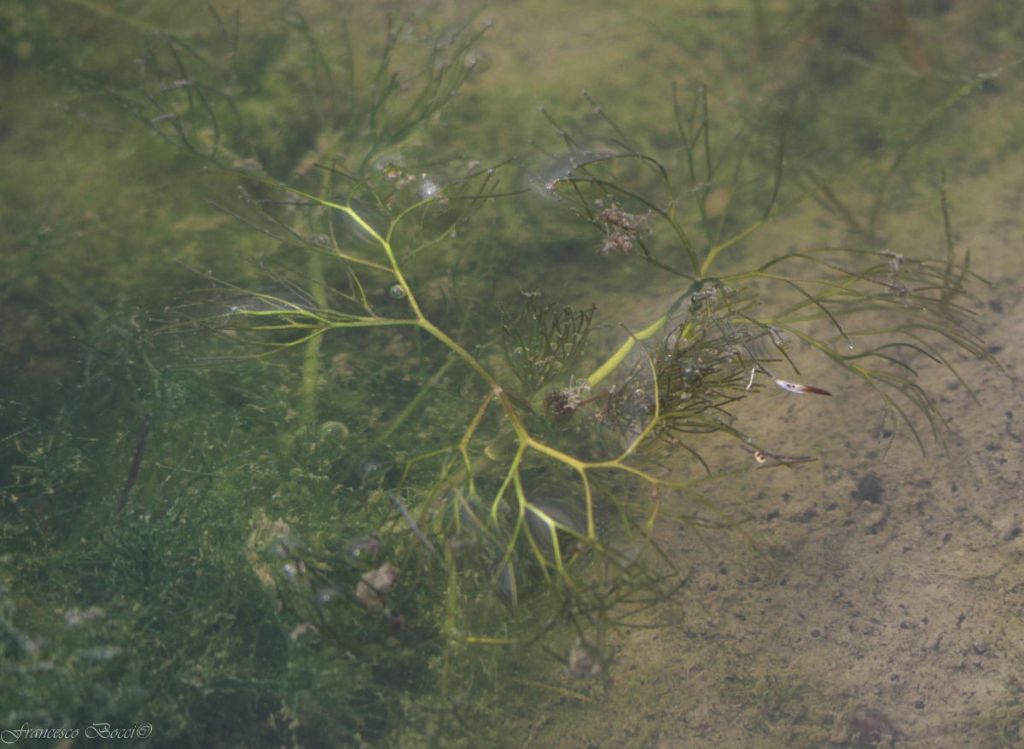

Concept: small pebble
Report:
left=852, top=473, right=885, bottom=504
left=846, top=705, right=897, bottom=748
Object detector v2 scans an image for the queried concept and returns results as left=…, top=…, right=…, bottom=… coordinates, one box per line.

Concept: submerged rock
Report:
left=356, top=562, right=398, bottom=611
left=830, top=705, right=897, bottom=748
left=851, top=472, right=885, bottom=504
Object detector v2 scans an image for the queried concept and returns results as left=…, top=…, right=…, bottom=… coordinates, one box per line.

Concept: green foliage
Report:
left=501, top=294, right=595, bottom=395
left=1, top=2, right=1008, bottom=747
left=199, top=70, right=990, bottom=746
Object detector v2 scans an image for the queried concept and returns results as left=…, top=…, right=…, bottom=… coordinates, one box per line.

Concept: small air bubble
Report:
left=418, top=176, right=442, bottom=200
left=344, top=537, right=380, bottom=560
left=316, top=586, right=339, bottom=605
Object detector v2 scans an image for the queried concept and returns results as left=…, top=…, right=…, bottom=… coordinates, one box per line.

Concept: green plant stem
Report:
left=301, top=248, right=329, bottom=425
left=586, top=314, right=671, bottom=388
left=417, top=319, right=501, bottom=392
left=699, top=219, right=763, bottom=277
left=300, top=159, right=342, bottom=426
left=373, top=355, right=457, bottom=446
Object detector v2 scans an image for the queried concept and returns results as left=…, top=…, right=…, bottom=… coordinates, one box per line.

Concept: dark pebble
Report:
left=848, top=706, right=896, bottom=748
left=852, top=473, right=885, bottom=504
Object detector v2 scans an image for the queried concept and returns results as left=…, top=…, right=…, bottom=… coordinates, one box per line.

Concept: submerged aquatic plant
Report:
left=17, top=3, right=1001, bottom=745
left=206, top=74, right=992, bottom=701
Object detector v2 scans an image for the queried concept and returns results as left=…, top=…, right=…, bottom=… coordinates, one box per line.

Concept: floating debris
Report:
left=743, top=445, right=815, bottom=466
left=594, top=199, right=651, bottom=256
left=774, top=378, right=832, bottom=396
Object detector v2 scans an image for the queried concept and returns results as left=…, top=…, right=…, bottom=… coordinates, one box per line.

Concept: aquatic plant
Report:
left=194, top=43, right=993, bottom=722
left=2, top=3, right=1003, bottom=746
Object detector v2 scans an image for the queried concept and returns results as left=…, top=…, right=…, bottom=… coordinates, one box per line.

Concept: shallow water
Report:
left=3, top=2, right=1023, bottom=747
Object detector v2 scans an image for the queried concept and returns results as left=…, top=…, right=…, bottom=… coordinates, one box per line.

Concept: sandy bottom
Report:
left=505, top=208, right=1024, bottom=749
